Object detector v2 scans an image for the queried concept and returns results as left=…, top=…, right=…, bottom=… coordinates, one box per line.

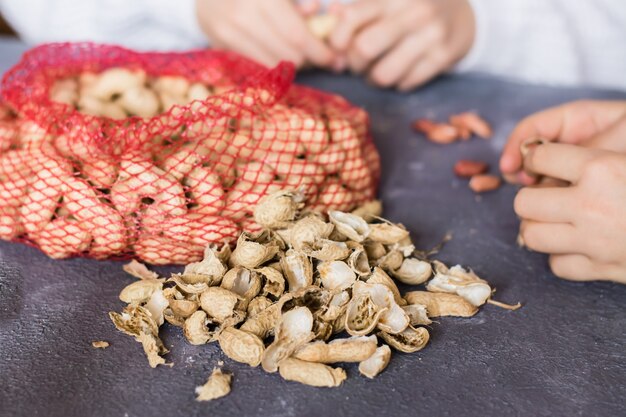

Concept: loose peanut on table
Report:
left=469, top=174, right=502, bottom=193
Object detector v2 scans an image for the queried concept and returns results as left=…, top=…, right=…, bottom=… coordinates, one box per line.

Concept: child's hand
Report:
left=196, top=0, right=334, bottom=68
left=328, top=0, right=475, bottom=90
left=515, top=143, right=626, bottom=284
left=500, top=100, right=626, bottom=185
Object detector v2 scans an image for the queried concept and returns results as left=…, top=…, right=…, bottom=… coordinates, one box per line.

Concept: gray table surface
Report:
left=0, top=37, right=625, bottom=417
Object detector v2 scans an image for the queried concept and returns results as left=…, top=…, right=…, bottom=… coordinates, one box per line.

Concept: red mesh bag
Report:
left=0, top=43, right=380, bottom=264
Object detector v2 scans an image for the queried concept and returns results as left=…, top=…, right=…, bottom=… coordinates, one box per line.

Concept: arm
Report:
left=0, top=0, right=206, bottom=51
left=456, top=0, right=626, bottom=90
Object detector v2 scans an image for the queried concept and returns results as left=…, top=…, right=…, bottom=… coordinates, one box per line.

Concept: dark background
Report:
left=0, top=39, right=625, bottom=417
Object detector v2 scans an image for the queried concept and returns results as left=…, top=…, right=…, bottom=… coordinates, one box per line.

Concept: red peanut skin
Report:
left=469, top=174, right=501, bottom=193
left=412, top=119, right=459, bottom=144
left=454, top=160, right=489, bottom=178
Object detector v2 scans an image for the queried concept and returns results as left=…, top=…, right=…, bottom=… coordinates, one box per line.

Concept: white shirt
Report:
left=1, top=0, right=625, bottom=90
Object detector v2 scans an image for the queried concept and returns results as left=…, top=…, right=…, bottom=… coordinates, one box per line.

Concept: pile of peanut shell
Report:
left=109, top=191, right=519, bottom=399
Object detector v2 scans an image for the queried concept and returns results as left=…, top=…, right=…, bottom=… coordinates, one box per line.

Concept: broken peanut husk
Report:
left=402, top=304, right=432, bottom=326
left=404, top=291, right=478, bottom=317
left=145, top=289, right=169, bottom=326
left=199, top=287, right=241, bottom=323
left=229, top=233, right=279, bottom=269
left=427, top=261, right=491, bottom=306
left=391, top=258, right=432, bottom=285
left=109, top=305, right=159, bottom=338
left=261, top=307, right=315, bottom=373
left=347, top=246, right=371, bottom=276
left=367, top=222, right=410, bottom=245
left=301, top=239, right=351, bottom=262
left=218, top=327, right=265, bottom=367
left=108, top=194, right=518, bottom=387
left=367, top=267, right=406, bottom=307
left=289, top=215, right=334, bottom=251
left=328, top=210, right=370, bottom=242
left=278, top=358, right=346, bottom=388
left=345, top=293, right=387, bottom=336
left=119, top=279, right=163, bottom=304
left=181, top=246, right=227, bottom=285
left=319, top=290, right=351, bottom=322
left=247, top=296, right=274, bottom=317
left=253, top=190, right=302, bottom=229
left=137, top=332, right=168, bottom=368
left=123, top=260, right=160, bottom=280
left=183, top=310, right=214, bottom=345
left=358, top=345, right=391, bottom=379
left=169, top=299, right=199, bottom=318
left=293, top=335, right=378, bottom=363
left=318, top=260, right=356, bottom=292
left=364, top=241, right=387, bottom=261
left=352, top=281, right=409, bottom=334
left=109, top=305, right=168, bottom=367
left=256, top=266, right=286, bottom=299
left=377, top=302, right=410, bottom=334
left=379, top=326, right=430, bottom=353
left=376, top=249, right=404, bottom=271
left=277, top=286, right=332, bottom=320
left=280, top=249, right=313, bottom=291
left=351, top=200, right=383, bottom=221
left=195, top=368, right=232, bottom=402
left=167, top=275, right=210, bottom=295
left=240, top=303, right=280, bottom=340
left=221, top=267, right=262, bottom=310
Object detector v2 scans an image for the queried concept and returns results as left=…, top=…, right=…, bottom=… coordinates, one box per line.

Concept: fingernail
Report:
left=499, top=155, right=513, bottom=172
left=332, top=56, right=347, bottom=72
left=502, top=172, right=519, bottom=184
left=520, top=137, right=547, bottom=157
left=519, top=171, right=538, bottom=185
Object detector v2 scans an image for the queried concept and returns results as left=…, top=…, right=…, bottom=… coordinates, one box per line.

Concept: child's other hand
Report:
left=196, top=0, right=334, bottom=68
left=328, top=0, right=475, bottom=90
left=500, top=100, right=626, bottom=185
left=515, top=143, right=626, bottom=284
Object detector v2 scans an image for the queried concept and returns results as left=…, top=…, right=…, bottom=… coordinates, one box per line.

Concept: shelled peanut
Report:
left=109, top=192, right=520, bottom=397
left=413, top=111, right=492, bottom=144
left=411, top=111, right=501, bottom=193
left=0, top=67, right=377, bottom=263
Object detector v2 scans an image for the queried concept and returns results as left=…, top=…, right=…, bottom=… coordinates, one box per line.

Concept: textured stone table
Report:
left=1, top=38, right=625, bottom=417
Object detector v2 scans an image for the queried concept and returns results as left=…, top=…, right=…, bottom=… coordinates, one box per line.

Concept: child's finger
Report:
left=584, top=116, right=626, bottom=152
left=329, top=0, right=383, bottom=51
left=523, top=143, right=602, bottom=183
left=242, top=16, right=305, bottom=67
left=264, top=0, right=334, bottom=66
left=548, top=254, right=604, bottom=281
left=368, top=26, right=437, bottom=87
left=214, top=25, right=279, bottom=68
left=351, top=12, right=412, bottom=73
left=397, top=51, right=448, bottom=91
left=301, top=37, right=336, bottom=67
left=519, top=220, right=579, bottom=255
left=514, top=187, right=575, bottom=223
left=347, top=48, right=369, bottom=74
left=500, top=100, right=626, bottom=175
